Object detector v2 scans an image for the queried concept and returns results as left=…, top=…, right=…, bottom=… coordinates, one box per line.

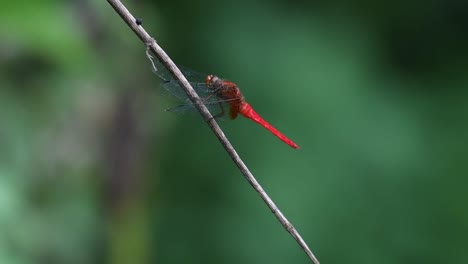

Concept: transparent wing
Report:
left=166, top=101, right=227, bottom=119
left=160, top=77, right=236, bottom=105
left=166, top=97, right=239, bottom=120
left=152, top=62, right=207, bottom=82
left=150, top=58, right=218, bottom=103
left=146, top=52, right=237, bottom=117
left=161, top=80, right=212, bottom=103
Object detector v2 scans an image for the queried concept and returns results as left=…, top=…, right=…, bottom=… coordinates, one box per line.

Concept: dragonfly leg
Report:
left=201, top=93, right=216, bottom=103
left=213, top=102, right=225, bottom=119
left=205, top=102, right=225, bottom=122
left=200, top=93, right=224, bottom=120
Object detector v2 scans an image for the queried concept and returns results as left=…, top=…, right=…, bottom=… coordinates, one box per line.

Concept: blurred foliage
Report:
left=0, top=0, right=467, bottom=263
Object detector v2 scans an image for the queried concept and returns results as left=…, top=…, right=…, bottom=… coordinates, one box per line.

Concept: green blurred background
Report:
left=1, top=0, right=468, bottom=263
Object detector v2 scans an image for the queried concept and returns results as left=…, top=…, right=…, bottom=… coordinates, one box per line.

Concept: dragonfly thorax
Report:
left=205, top=74, right=244, bottom=103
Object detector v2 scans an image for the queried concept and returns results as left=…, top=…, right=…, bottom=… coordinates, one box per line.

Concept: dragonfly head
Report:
left=205, top=74, right=220, bottom=85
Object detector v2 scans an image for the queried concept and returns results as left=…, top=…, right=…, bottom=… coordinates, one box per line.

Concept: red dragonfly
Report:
left=148, top=56, right=299, bottom=149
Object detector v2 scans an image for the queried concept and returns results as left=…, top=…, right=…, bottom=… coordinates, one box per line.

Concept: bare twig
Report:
left=106, top=1, right=320, bottom=263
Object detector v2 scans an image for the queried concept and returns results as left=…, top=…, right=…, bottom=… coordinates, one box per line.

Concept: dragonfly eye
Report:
left=206, top=74, right=220, bottom=84
left=206, top=75, right=214, bottom=84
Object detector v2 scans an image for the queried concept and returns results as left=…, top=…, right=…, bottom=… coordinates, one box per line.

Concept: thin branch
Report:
left=105, top=1, right=320, bottom=263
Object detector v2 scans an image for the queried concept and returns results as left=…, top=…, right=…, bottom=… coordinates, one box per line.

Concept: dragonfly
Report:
left=147, top=51, right=300, bottom=149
